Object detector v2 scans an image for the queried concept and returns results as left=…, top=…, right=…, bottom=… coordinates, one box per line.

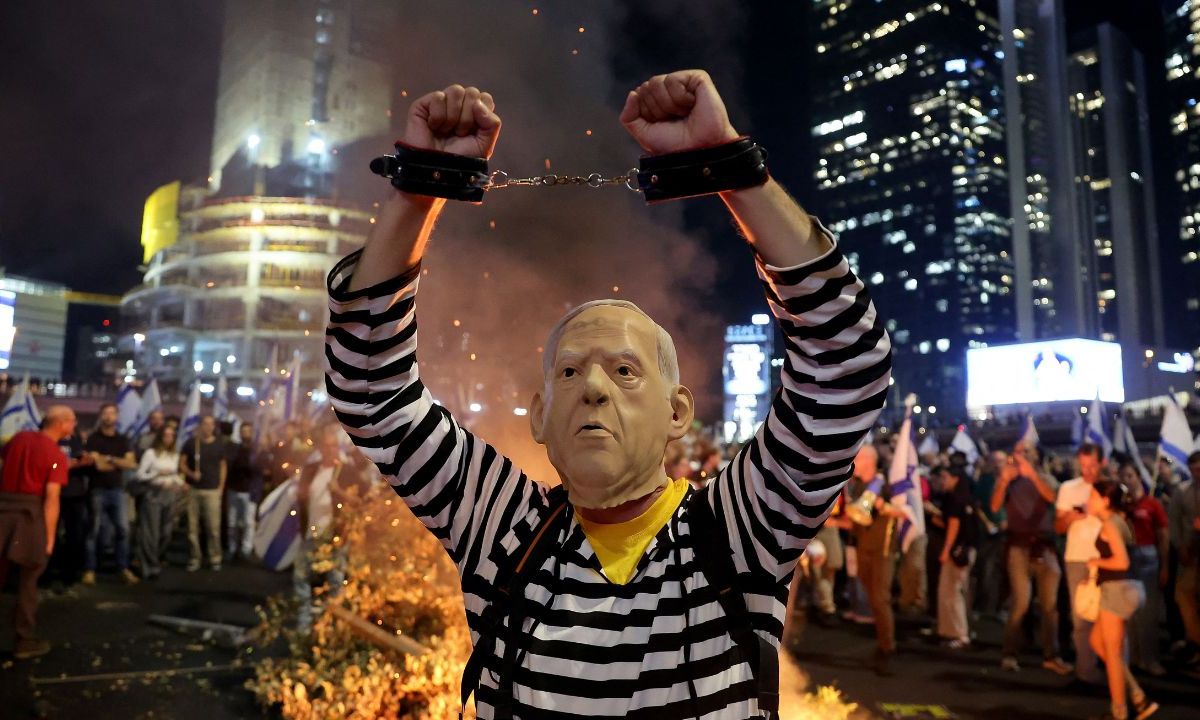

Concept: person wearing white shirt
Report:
left=134, top=425, right=185, bottom=580
left=1056, top=443, right=1106, bottom=685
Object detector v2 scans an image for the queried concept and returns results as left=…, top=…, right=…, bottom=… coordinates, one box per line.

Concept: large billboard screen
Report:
left=0, top=291, right=14, bottom=371
left=966, top=338, right=1124, bottom=408
left=723, top=323, right=774, bottom=443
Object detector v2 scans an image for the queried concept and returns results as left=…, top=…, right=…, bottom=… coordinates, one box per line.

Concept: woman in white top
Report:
left=134, top=425, right=184, bottom=579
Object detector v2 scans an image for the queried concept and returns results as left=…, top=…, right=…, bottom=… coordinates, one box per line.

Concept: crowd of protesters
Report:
left=0, top=399, right=375, bottom=659
left=3, top=396, right=1198, bottom=718
left=666, top=423, right=1199, bottom=720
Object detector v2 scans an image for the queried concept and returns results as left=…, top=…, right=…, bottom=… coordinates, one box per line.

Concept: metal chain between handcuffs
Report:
left=473, top=168, right=642, bottom=192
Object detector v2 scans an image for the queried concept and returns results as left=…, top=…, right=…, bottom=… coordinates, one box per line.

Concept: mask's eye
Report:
left=617, top=365, right=633, bottom=377
left=562, top=367, right=576, bottom=378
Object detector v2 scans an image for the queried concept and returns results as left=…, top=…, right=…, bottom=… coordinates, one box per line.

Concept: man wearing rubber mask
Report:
left=327, top=69, right=892, bottom=718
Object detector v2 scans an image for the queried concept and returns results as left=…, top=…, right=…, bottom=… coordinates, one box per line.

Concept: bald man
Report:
left=0, top=404, right=76, bottom=659
left=327, top=70, right=891, bottom=716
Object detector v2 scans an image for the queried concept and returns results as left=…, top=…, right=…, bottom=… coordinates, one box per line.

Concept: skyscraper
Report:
left=999, top=0, right=1087, bottom=341
left=1065, top=24, right=1164, bottom=353
left=121, top=0, right=397, bottom=396
left=1163, top=0, right=1200, bottom=350
left=810, top=0, right=1014, bottom=417
left=209, top=0, right=395, bottom=196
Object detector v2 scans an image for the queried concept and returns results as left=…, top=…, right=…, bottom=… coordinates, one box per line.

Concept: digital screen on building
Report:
left=723, top=323, right=774, bottom=443
left=0, top=291, right=14, bottom=371
left=966, top=338, right=1124, bottom=408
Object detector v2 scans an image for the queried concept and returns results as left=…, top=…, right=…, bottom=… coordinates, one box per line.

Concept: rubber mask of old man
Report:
left=530, top=300, right=693, bottom=513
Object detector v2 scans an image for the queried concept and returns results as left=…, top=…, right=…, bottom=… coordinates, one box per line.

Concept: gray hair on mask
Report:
left=542, top=299, right=680, bottom=386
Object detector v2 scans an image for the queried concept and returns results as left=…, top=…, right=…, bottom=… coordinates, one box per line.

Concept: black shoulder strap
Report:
left=687, top=489, right=780, bottom=718
left=459, top=483, right=569, bottom=717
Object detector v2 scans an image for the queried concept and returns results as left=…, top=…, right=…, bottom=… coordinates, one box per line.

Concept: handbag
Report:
left=1074, top=567, right=1101, bottom=622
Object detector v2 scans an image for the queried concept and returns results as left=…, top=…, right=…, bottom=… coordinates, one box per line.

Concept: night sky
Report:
left=0, top=0, right=1176, bottom=311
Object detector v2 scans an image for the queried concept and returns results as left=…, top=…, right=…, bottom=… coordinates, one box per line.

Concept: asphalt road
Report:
left=0, top=561, right=289, bottom=719
left=4, top=564, right=1199, bottom=719
left=787, top=612, right=1199, bottom=720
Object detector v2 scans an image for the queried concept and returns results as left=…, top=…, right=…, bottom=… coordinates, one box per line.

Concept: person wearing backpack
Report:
left=325, top=69, right=892, bottom=718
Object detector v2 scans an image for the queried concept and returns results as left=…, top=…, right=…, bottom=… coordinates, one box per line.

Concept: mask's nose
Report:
left=582, top=364, right=610, bottom=406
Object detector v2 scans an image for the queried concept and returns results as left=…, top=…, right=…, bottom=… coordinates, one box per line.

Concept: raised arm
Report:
left=622, top=71, right=891, bottom=579
left=326, top=86, right=545, bottom=575
left=347, top=85, right=498, bottom=291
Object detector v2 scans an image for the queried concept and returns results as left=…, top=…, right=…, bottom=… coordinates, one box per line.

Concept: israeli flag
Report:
left=1020, top=413, right=1040, bottom=448
left=116, top=382, right=141, bottom=436
left=1113, top=411, right=1151, bottom=493
left=177, top=383, right=202, bottom=451
left=917, top=431, right=939, bottom=458
left=1159, top=395, right=1196, bottom=475
left=1086, top=398, right=1112, bottom=458
left=0, top=373, right=42, bottom=442
left=132, top=378, right=163, bottom=438
left=888, top=409, right=926, bottom=553
left=254, top=477, right=300, bottom=571
left=214, top=375, right=230, bottom=423
left=950, top=426, right=980, bottom=466
left=1071, top=412, right=1085, bottom=448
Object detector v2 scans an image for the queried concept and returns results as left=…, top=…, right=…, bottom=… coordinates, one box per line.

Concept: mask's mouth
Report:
left=577, top=422, right=611, bottom=436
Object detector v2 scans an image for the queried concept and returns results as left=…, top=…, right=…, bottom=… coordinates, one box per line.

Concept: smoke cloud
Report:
left=355, top=1, right=753, bottom=479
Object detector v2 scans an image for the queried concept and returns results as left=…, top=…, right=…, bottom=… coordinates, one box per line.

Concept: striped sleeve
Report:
left=323, top=251, right=543, bottom=574
left=705, top=219, right=892, bottom=581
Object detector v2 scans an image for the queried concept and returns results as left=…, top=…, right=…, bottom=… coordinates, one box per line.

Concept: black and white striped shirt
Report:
left=324, top=222, right=891, bottom=719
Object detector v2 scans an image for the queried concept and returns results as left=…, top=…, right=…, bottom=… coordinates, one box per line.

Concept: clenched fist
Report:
left=402, top=84, right=501, bottom=159
left=619, top=70, right=739, bottom=155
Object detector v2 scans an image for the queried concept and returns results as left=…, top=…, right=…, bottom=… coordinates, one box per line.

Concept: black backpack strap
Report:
left=460, top=484, right=570, bottom=718
left=688, top=489, right=780, bottom=719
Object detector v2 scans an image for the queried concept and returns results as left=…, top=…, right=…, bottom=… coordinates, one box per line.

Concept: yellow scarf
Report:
left=575, top=477, right=690, bottom=585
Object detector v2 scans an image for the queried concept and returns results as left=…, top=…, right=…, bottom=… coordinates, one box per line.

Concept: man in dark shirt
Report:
left=49, top=429, right=93, bottom=587
left=971, top=451, right=1007, bottom=618
left=936, top=467, right=979, bottom=648
left=82, top=403, right=137, bottom=585
left=182, top=415, right=225, bottom=571
left=990, top=442, right=1070, bottom=674
left=225, top=422, right=264, bottom=560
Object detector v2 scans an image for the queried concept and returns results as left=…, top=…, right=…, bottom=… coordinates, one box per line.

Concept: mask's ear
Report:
left=530, top=390, right=546, bottom=444
left=667, top=384, right=695, bottom=442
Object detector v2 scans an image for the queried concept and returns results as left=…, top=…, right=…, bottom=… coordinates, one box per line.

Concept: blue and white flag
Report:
left=1086, top=398, right=1112, bottom=458
left=1159, top=395, right=1196, bottom=474
left=116, top=382, right=141, bottom=436
left=254, top=477, right=300, bottom=571
left=1071, top=411, right=1085, bottom=448
left=132, top=378, right=163, bottom=438
left=950, top=426, right=980, bottom=466
left=889, top=409, right=926, bottom=553
left=1020, top=413, right=1040, bottom=448
left=1113, top=411, right=1151, bottom=493
left=0, top=373, right=42, bottom=442
left=214, top=375, right=230, bottom=424
left=917, top=431, right=939, bottom=458
left=177, top=383, right=202, bottom=451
